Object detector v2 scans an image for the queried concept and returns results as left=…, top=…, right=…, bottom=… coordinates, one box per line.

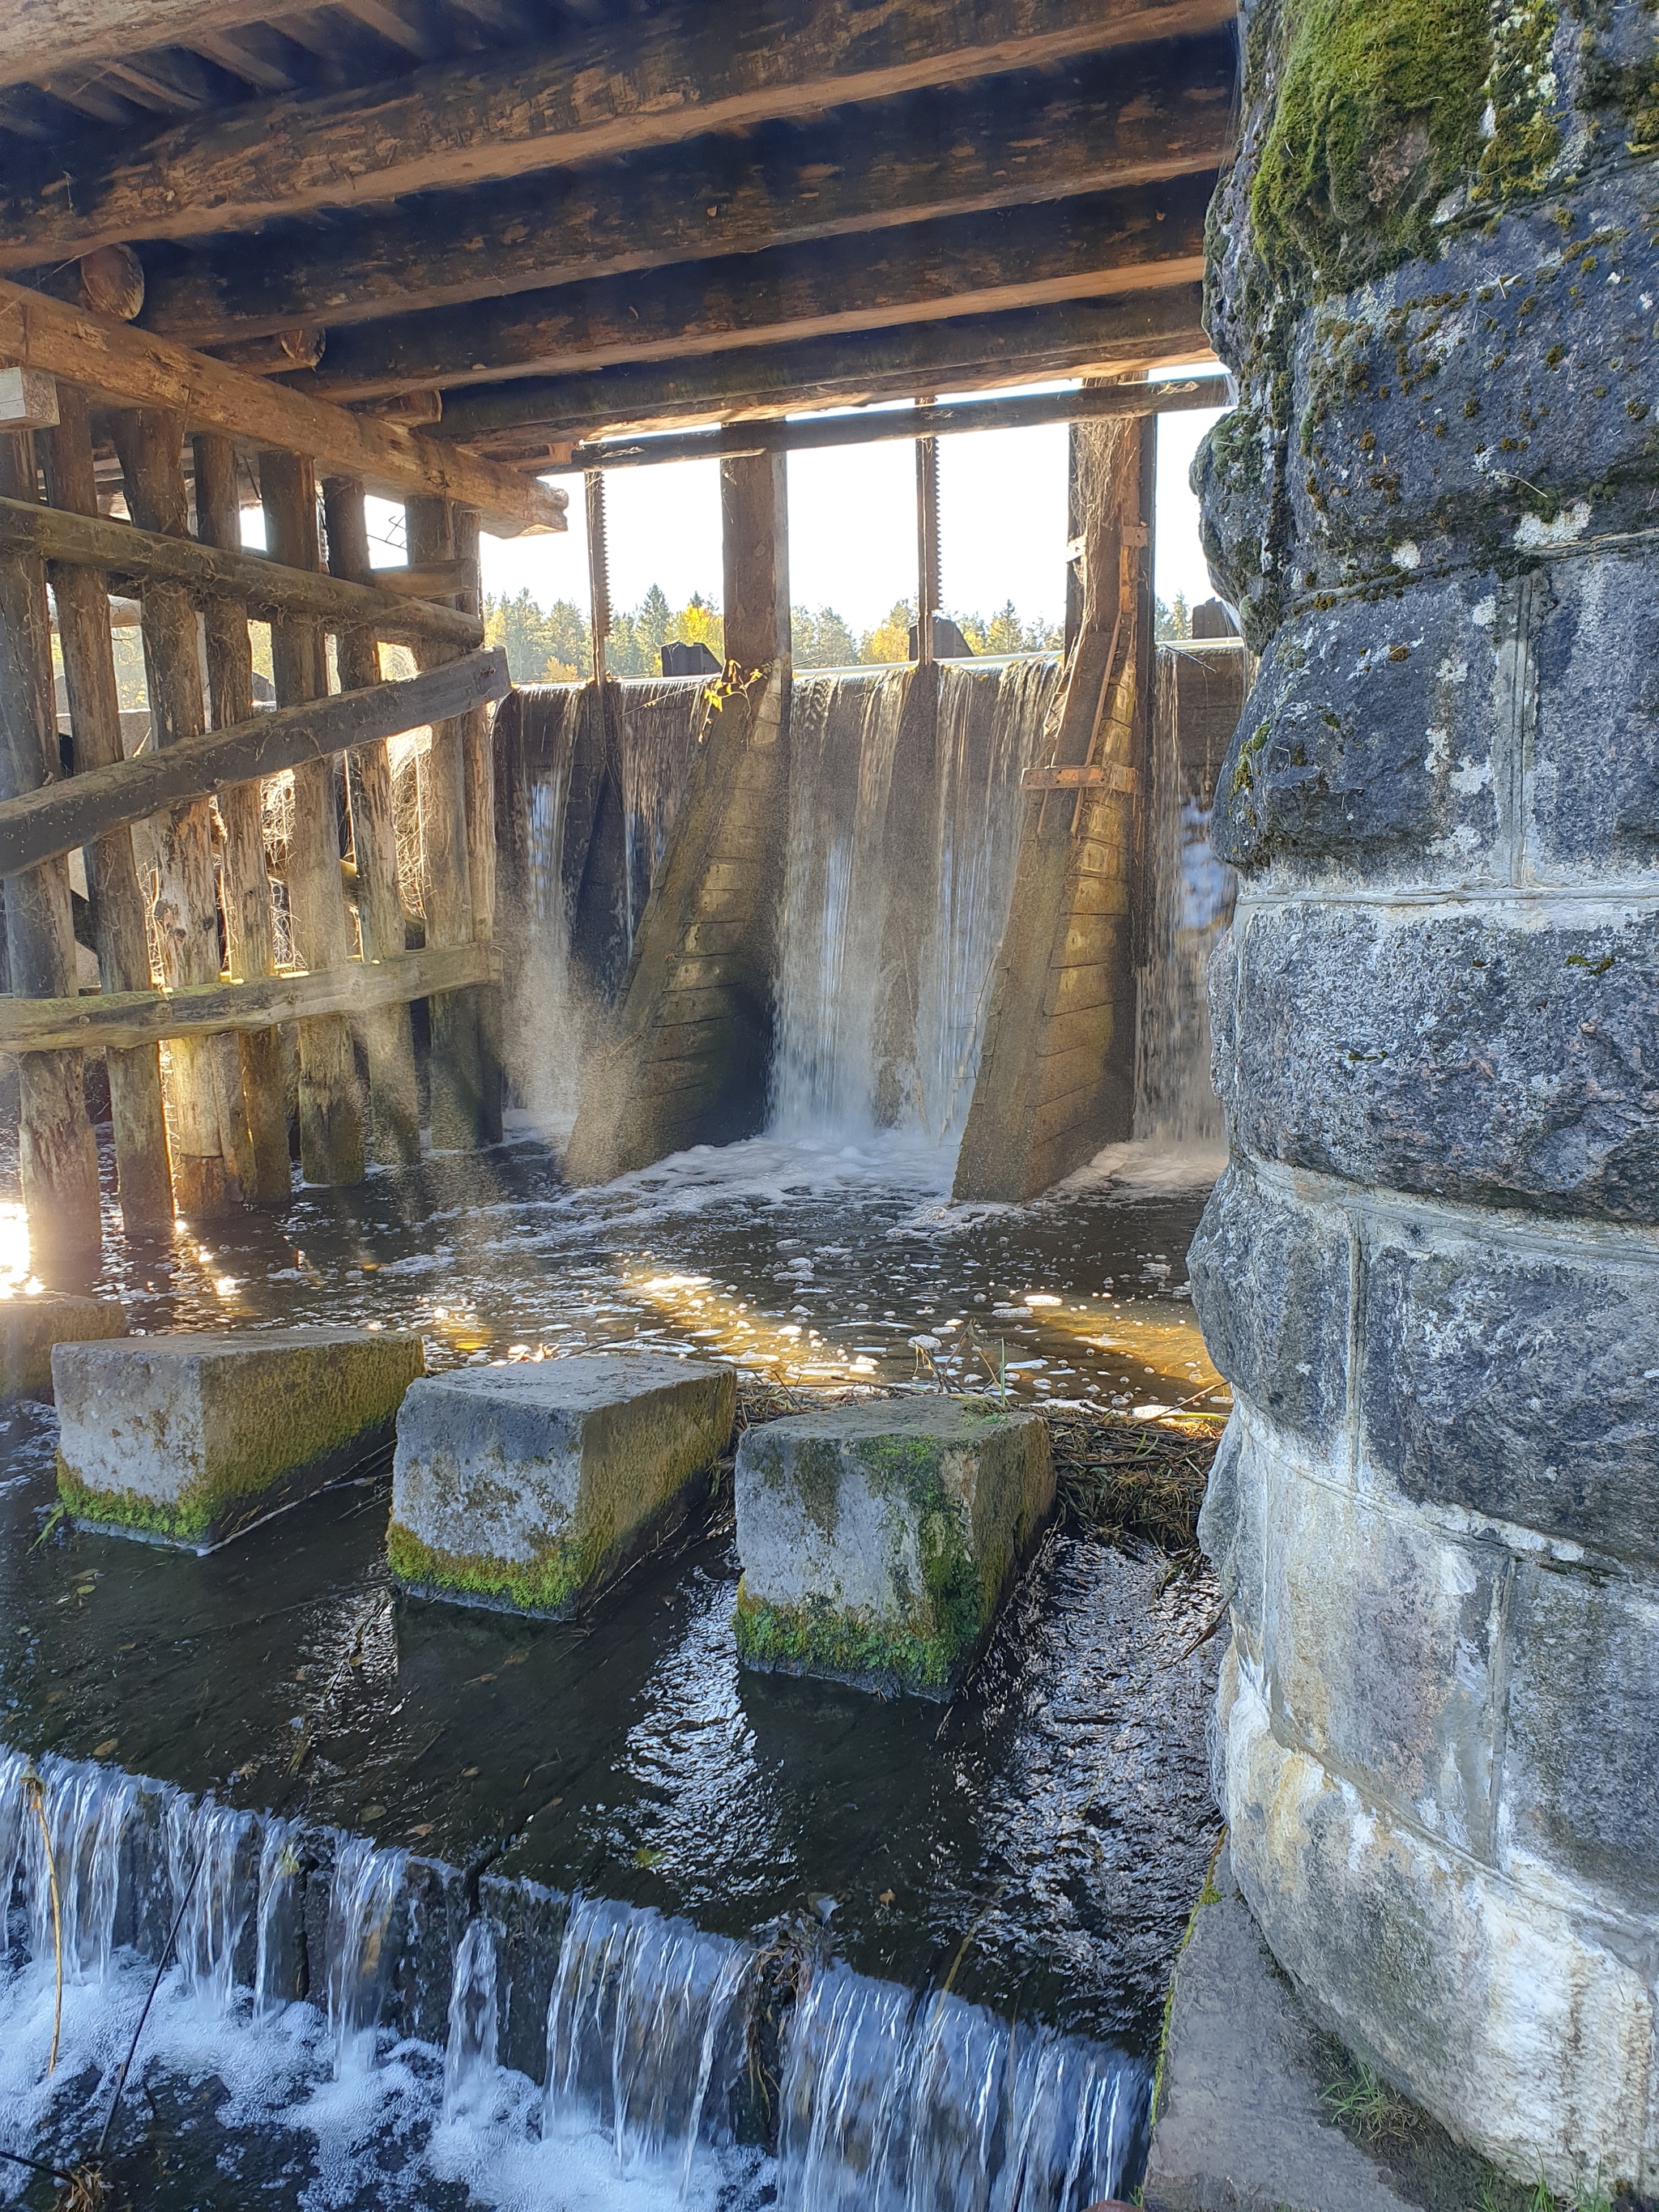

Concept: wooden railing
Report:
left=0, top=277, right=565, bottom=1272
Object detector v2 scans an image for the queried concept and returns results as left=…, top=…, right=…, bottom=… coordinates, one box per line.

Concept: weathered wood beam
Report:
left=0, top=488, right=486, bottom=647
left=0, top=279, right=566, bottom=534
left=0, top=1, right=357, bottom=90
left=0, top=427, right=104, bottom=1276
left=132, top=39, right=1235, bottom=346
left=0, top=645, right=505, bottom=872
left=40, top=381, right=176, bottom=1232
left=437, top=283, right=1212, bottom=448
left=194, top=423, right=291, bottom=1206
left=0, top=0, right=1238, bottom=258
left=0, top=940, right=502, bottom=1053
left=570, top=373, right=1230, bottom=470
left=301, top=178, right=1212, bottom=402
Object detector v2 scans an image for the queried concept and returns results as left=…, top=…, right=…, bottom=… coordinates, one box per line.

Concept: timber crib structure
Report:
left=0, top=280, right=566, bottom=1275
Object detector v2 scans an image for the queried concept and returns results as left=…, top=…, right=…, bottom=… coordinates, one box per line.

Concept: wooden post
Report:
left=0, top=425, right=102, bottom=1281
left=915, top=400, right=939, bottom=667
left=321, top=471, right=421, bottom=1165
left=110, top=406, right=249, bottom=1221
left=191, top=429, right=292, bottom=1206
left=720, top=451, right=791, bottom=676
left=405, top=492, right=483, bottom=1151
left=451, top=503, right=503, bottom=1143
left=39, top=383, right=173, bottom=1234
left=258, top=448, right=365, bottom=1187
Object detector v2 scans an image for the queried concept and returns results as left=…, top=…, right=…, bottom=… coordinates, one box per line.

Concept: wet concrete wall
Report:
left=1189, top=1, right=1659, bottom=2191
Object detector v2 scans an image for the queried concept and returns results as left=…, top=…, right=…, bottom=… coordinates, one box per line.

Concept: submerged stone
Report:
left=1, top=1293, right=126, bottom=1402
left=732, top=1398, right=1053, bottom=1699
left=53, top=1328, right=425, bottom=1549
left=386, top=1353, right=735, bottom=1617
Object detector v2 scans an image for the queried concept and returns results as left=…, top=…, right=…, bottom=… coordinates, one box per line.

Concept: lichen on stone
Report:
left=1250, top=0, right=1492, bottom=292
left=1473, top=0, right=1564, bottom=199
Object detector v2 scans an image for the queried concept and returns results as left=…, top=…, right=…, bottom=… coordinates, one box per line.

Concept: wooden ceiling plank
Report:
left=134, top=34, right=1234, bottom=345
left=0, top=279, right=568, bottom=531
left=297, top=176, right=1213, bottom=401
left=185, top=28, right=296, bottom=92
left=433, top=282, right=1213, bottom=446
left=331, top=0, right=432, bottom=59
left=0, top=0, right=1238, bottom=265
left=0, top=2, right=328, bottom=90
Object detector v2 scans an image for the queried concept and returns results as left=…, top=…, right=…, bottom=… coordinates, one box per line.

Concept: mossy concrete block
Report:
left=732, top=1399, right=1053, bottom=1699
left=1, top=1293, right=126, bottom=1402
left=53, top=1327, right=424, bottom=1549
left=387, top=1353, right=735, bottom=1617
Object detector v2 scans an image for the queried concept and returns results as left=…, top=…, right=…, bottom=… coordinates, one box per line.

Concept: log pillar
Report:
left=111, top=407, right=248, bottom=1221
left=258, top=450, right=365, bottom=1187
left=192, top=429, right=292, bottom=1207
left=321, top=473, right=421, bottom=1166
left=39, top=384, right=173, bottom=1235
left=404, top=492, right=484, bottom=1151
left=953, top=411, right=1149, bottom=1200
left=450, top=505, right=502, bottom=1143
left=1188, top=8, right=1659, bottom=2192
left=0, top=427, right=102, bottom=1281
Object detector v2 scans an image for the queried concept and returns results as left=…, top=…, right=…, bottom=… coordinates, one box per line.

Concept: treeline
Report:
left=482, top=586, right=1064, bottom=684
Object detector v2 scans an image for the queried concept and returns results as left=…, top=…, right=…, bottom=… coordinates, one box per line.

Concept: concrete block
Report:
left=733, top=1399, right=1052, bottom=1699
left=53, top=1327, right=424, bottom=1549
left=1, top=1293, right=126, bottom=1401
left=387, top=1353, right=735, bottom=1617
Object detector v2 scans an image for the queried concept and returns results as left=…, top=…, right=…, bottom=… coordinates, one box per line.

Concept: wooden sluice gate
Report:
left=0, top=276, right=565, bottom=1278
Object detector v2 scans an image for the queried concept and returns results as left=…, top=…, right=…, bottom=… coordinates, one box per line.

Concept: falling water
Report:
left=322, top=1833, right=407, bottom=2073
left=1132, top=651, right=1237, bottom=1148
left=165, top=1793, right=254, bottom=2010
left=771, top=656, right=1058, bottom=1149
left=254, top=1816, right=301, bottom=2015
left=613, top=677, right=708, bottom=948
left=442, top=1916, right=500, bottom=2120
left=543, top=1894, right=753, bottom=2180
left=777, top=1961, right=1145, bottom=2212
left=11, top=1754, right=137, bottom=1983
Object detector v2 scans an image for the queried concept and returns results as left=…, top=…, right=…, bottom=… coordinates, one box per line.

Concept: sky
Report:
left=429, top=379, right=1227, bottom=633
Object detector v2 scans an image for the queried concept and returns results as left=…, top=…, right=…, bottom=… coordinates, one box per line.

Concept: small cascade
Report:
left=1132, top=650, right=1237, bottom=1149
left=2, top=1752, right=138, bottom=1984
left=166, top=1793, right=254, bottom=2010
left=612, top=677, right=707, bottom=947
left=543, top=1895, right=753, bottom=2180
left=777, top=1962, right=1145, bottom=2212
left=911, top=657, right=1059, bottom=1144
left=771, top=656, right=1057, bottom=1150
left=442, top=1916, right=499, bottom=2120
left=322, top=1834, right=407, bottom=2073
left=772, top=669, right=911, bottom=1132
left=254, top=1817, right=301, bottom=2015
left=513, top=684, right=590, bottom=1133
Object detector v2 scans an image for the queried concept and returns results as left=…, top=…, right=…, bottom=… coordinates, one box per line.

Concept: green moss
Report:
left=732, top=1583, right=959, bottom=1693
left=1473, top=0, right=1563, bottom=198
left=1251, top=0, right=1491, bottom=292
left=56, top=1462, right=216, bottom=1545
left=387, top=1516, right=601, bottom=1615
left=1576, top=0, right=1659, bottom=154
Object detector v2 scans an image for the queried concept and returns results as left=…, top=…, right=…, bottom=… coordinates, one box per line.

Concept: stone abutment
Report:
left=1190, top=0, right=1659, bottom=2192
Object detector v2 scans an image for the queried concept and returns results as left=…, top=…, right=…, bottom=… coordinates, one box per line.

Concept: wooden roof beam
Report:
left=299, top=176, right=1213, bottom=402
left=434, top=282, right=1213, bottom=448
left=0, top=281, right=567, bottom=532
left=0, top=0, right=1238, bottom=265
left=133, top=34, right=1235, bottom=346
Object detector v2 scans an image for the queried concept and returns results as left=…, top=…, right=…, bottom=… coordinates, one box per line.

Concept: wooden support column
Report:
left=565, top=450, right=790, bottom=1182
left=0, top=426, right=102, bottom=1280
left=404, top=492, right=483, bottom=1151
left=321, top=471, right=421, bottom=1165
left=450, top=504, right=502, bottom=1143
left=258, top=449, right=365, bottom=1187
left=953, top=411, right=1151, bottom=1202
left=111, top=406, right=248, bottom=1220
left=192, top=429, right=292, bottom=1206
left=39, top=383, right=173, bottom=1235
left=915, top=403, right=939, bottom=667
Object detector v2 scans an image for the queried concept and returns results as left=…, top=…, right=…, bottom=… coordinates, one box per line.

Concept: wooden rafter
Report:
left=0, top=0, right=1238, bottom=262
left=0, top=280, right=568, bottom=531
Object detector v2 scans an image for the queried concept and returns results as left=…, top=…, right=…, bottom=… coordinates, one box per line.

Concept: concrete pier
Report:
left=54, top=1327, right=424, bottom=1548
left=1, top=1293, right=125, bottom=1401
left=1191, top=2, right=1659, bottom=2191
left=387, top=1353, right=735, bottom=1615
left=733, top=1398, right=1052, bottom=1698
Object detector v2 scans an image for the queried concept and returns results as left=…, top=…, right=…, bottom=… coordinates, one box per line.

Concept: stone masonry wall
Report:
left=1189, top=0, right=1659, bottom=2192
